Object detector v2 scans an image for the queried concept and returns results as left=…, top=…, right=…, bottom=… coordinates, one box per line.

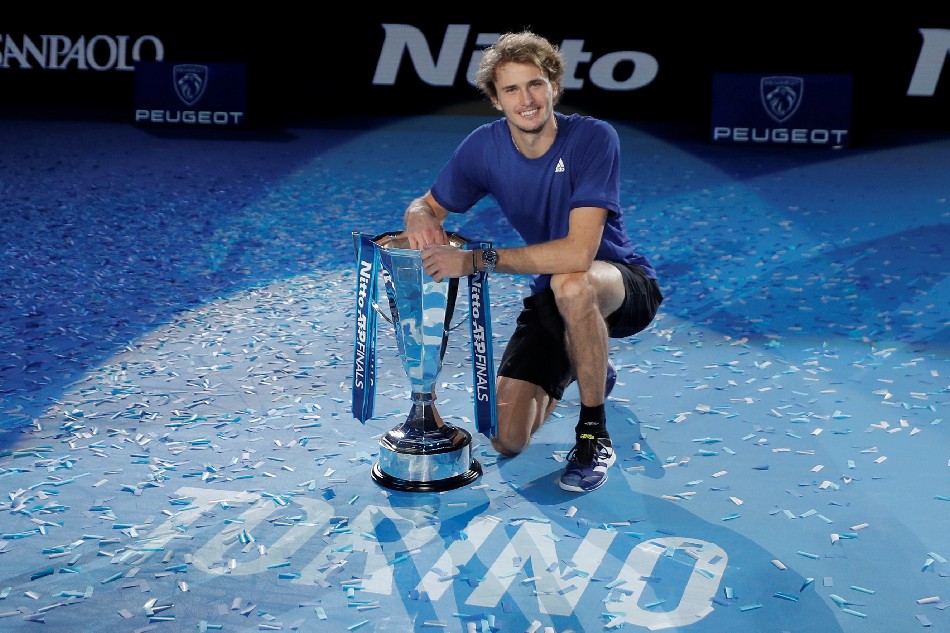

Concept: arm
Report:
left=418, top=205, right=608, bottom=283
left=408, top=192, right=483, bottom=282
left=485, top=206, right=607, bottom=275
left=404, top=191, right=451, bottom=249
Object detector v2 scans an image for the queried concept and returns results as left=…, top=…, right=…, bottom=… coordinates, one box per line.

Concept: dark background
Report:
left=3, top=11, right=949, bottom=142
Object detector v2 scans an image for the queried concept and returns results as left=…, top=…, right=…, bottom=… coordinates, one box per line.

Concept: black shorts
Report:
left=497, top=263, right=663, bottom=400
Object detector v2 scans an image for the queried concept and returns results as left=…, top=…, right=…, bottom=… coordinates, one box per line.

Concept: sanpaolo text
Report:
left=0, top=33, right=163, bottom=70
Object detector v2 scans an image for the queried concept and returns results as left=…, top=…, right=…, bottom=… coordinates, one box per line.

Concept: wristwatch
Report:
left=480, top=248, right=498, bottom=274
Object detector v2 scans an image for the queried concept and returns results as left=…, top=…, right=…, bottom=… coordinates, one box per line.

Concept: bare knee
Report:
left=492, top=418, right=533, bottom=455
left=491, top=434, right=528, bottom=457
left=550, top=272, right=596, bottom=319
left=491, top=377, right=554, bottom=456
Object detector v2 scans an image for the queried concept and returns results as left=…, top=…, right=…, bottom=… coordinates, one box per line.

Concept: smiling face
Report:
left=491, top=61, right=558, bottom=137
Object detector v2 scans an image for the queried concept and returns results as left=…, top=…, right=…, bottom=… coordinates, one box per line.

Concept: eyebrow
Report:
left=499, top=76, right=547, bottom=91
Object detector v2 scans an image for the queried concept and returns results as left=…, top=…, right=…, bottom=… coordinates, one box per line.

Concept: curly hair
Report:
left=474, top=31, right=565, bottom=104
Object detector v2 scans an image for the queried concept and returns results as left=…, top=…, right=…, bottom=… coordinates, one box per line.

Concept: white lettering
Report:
left=373, top=24, right=470, bottom=86
left=0, top=33, right=164, bottom=71
left=0, top=33, right=44, bottom=68
left=589, top=50, right=659, bottom=90
left=146, top=486, right=725, bottom=625
left=131, top=35, right=162, bottom=69
left=374, top=24, right=657, bottom=92
left=354, top=338, right=366, bottom=389
left=907, top=28, right=950, bottom=97
left=46, top=35, right=73, bottom=69
left=469, top=520, right=611, bottom=614
left=294, top=504, right=440, bottom=593
left=419, top=514, right=499, bottom=600
left=195, top=497, right=334, bottom=576
left=58, top=36, right=86, bottom=69
left=86, top=34, right=118, bottom=71
left=146, top=487, right=264, bottom=549
left=470, top=277, right=481, bottom=319
left=558, top=40, right=594, bottom=90
left=713, top=126, right=848, bottom=145
left=134, top=109, right=245, bottom=125
left=469, top=277, right=491, bottom=403
left=358, top=259, right=373, bottom=309
left=353, top=258, right=375, bottom=391
left=605, top=537, right=725, bottom=629
left=465, top=32, right=500, bottom=85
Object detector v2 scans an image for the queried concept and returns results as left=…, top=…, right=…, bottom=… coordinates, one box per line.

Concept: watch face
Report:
left=482, top=248, right=498, bottom=272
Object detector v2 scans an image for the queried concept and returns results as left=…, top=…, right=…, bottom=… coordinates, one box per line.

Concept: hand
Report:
left=420, top=244, right=471, bottom=282
left=405, top=203, right=449, bottom=250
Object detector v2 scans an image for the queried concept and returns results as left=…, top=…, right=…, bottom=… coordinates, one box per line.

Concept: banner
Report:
left=710, top=72, right=853, bottom=147
left=134, top=61, right=247, bottom=127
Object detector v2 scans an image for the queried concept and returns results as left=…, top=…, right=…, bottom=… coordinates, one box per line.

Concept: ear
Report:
left=490, top=97, right=502, bottom=111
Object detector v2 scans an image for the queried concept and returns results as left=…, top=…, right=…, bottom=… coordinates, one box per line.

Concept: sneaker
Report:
left=558, top=434, right=616, bottom=492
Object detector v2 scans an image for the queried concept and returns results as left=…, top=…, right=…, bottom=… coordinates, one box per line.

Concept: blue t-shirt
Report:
left=430, top=112, right=655, bottom=293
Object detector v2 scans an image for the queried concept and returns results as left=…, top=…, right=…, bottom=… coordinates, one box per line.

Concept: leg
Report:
left=491, top=376, right=558, bottom=456
left=490, top=263, right=658, bottom=464
left=551, top=263, right=626, bottom=492
left=492, top=290, right=574, bottom=456
left=551, top=262, right=625, bottom=407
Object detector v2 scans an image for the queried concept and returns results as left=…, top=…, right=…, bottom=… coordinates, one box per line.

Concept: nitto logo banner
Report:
left=710, top=73, right=852, bottom=147
left=134, top=61, right=247, bottom=127
left=372, top=24, right=659, bottom=92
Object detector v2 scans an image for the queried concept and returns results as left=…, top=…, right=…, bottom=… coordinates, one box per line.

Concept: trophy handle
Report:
left=371, top=301, right=394, bottom=325
left=357, top=230, right=471, bottom=333
left=370, top=300, right=464, bottom=331
left=447, top=314, right=469, bottom=332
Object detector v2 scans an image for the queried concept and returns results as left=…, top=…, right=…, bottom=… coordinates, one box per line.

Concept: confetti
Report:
left=0, top=115, right=946, bottom=633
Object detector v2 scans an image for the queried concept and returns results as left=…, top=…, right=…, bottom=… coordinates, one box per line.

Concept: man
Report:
left=403, top=30, right=662, bottom=492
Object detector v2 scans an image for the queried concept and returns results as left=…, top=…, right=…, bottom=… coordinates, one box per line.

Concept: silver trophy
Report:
left=353, top=231, right=482, bottom=492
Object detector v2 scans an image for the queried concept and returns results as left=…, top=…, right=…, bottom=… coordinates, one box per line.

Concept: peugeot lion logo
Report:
left=760, top=76, right=803, bottom=123
left=173, top=64, right=208, bottom=106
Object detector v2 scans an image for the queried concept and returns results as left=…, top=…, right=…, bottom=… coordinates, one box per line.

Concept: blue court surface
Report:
left=0, top=115, right=947, bottom=633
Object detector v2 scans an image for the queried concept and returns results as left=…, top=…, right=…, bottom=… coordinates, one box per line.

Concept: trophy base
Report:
left=371, top=395, right=483, bottom=493
left=371, top=459, right=482, bottom=493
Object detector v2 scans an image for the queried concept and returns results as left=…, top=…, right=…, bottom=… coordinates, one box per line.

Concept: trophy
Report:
left=351, top=231, right=496, bottom=493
